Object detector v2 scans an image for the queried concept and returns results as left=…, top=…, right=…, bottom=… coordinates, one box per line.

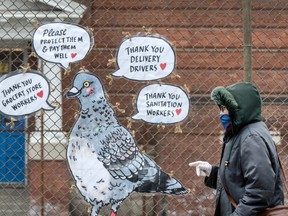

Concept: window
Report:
left=0, top=49, right=24, bottom=74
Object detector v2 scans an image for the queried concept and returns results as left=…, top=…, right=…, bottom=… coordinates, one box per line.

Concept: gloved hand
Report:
left=189, top=161, right=212, bottom=177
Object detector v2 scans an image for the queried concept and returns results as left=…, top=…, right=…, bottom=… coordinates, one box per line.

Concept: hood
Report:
left=211, top=82, right=262, bottom=130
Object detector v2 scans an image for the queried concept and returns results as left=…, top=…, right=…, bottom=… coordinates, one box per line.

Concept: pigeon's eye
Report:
left=83, top=81, right=90, bottom=88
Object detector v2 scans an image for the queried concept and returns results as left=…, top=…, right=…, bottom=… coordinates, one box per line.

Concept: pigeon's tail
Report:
left=135, top=155, right=188, bottom=195
left=157, top=170, right=189, bottom=195
left=136, top=169, right=188, bottom=195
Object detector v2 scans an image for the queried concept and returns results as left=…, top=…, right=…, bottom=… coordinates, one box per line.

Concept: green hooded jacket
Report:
left=211, top=82, right=262, bottom=131
left=206, top=82, right=284, bottom=216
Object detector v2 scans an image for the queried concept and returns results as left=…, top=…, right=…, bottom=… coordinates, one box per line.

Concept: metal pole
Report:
left=242, top=0, right=252, bottom=82
left=39, top=60, right=45, bottom=216
left=40, top=110, right=45, bottom=216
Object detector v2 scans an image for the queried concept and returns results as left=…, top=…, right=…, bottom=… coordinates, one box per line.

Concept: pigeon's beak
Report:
left=65, top=87, right=81, bottom=98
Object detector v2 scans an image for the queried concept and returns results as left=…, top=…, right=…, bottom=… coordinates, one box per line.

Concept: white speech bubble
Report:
left=0, top=70, right=55, bottom=117
left=32, top=23, right=94, bottom=69
left=113, top=36, right=176, bottom=81
left=132, top=84, right=190, bottom=124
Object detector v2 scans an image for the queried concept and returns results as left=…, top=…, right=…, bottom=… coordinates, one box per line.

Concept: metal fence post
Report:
left=242, top=0, right=252, bottom=82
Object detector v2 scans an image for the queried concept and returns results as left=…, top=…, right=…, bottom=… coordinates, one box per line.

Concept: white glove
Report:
left=189, top=161, right=212, bottom=177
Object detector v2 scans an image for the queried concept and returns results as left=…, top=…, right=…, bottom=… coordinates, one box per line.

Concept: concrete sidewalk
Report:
left=0, top=188, right=29, bottom=216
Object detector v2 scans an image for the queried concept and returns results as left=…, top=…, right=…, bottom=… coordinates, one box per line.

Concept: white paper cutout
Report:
left=0, top=70, right=55, bottom=117
left=113, top=36, right=176, bottom=81
left=132, top=84, right=190, bottom=124
left=65, top=72, right=188, bottom=216
left=32, top=23, right=94, bottom=69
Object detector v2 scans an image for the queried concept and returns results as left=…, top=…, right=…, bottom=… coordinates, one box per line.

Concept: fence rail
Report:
left=0, top=0, right=288, bottom=215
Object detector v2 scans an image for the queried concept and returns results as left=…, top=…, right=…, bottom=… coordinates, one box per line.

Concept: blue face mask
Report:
left=219, top=114, right=231, bottom=129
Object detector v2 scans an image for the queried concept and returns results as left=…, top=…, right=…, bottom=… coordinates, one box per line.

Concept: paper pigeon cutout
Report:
left=65, top=71, right=188, bottom=216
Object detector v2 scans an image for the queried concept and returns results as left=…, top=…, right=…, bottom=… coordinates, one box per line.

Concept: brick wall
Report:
left=60, top=0, right=288, bottom=215
left=28, top=160, right=70, bottom=215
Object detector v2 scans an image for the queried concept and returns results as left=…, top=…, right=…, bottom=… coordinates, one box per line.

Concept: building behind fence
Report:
left=0, top=0, right=288, bottom=215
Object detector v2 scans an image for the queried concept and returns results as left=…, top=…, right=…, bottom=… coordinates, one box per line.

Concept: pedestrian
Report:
left=189, top=82, right=284, bottom=216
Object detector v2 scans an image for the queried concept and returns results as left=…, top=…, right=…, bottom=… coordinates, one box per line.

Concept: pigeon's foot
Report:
left=110, top=211, right=117, bottom=216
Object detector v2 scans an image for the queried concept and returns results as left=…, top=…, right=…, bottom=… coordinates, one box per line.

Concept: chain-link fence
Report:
left=0, top=0, right=288, bottom=215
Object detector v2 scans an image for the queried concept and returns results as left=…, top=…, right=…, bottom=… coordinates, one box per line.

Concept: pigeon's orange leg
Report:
left=110, top=211, right=117, bottom=216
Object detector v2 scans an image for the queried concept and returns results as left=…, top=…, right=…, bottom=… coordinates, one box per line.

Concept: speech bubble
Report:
left=0, top=70, right=55, bottom=117
left=132, top=84, right=190, bottom=124
left=113, top=36, right=176, bottom=81
left=32, top=23, right=94, bottom=69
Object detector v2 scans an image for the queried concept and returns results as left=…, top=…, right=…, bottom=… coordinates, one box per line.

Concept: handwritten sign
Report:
left=32, top=23, right=94, bottom=69
left=0, top=70, right=55, bottom=117
left=132, top=84, right=190, bottom=124
left=113, top=36, right=176, bottom=81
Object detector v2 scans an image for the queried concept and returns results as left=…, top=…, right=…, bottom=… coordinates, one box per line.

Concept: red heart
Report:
left=37, top=90, right=44, bottom=98
left=160, top=63, right=166, bottom=70
left=71, top=53, right=77, bottom=58
left=175, top=109, right=182, bottom=115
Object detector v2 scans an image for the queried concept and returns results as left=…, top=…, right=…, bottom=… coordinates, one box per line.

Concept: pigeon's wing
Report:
left=97, top=126, right=146, bottom=182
